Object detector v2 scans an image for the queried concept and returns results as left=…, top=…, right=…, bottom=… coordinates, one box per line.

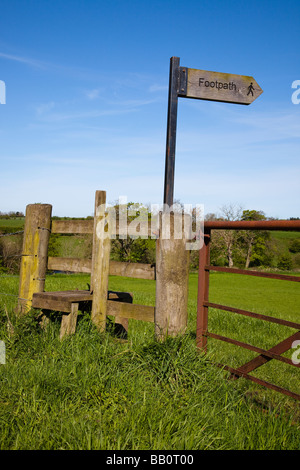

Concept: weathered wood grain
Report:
left=109, top=260, right=155, bottom=280
left=32, top=290, right=133, bottom=313
left=155, top=212, right=190, bottom=340
left=18, top=204, right=52, bottom=314
left=60, top=303, right=79, bottom=339
left=48, top=257, right=92, bottom=273
left=107, top=300, right=154, bottom=322
left=47, top=257, right=155, bottom=279
left=51, top=219, right=94, bottom=234
left=90, top=191, right=111, bottom=331
left=51, top=218, right=156, bottom=237
left=186, top=68, right=263, bottom=105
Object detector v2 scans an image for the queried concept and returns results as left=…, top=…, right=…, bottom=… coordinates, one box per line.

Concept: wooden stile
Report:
left=107, top=301, right=154, bottom=323
left=51, top=218, right=155, bottom=237
left=47, top=257, right=155, bottom=280
left=47, top=257, right=92, bottom=274
left=51, top=219, right=93, bottom=234
left=109, top=260, right=155, bottom=280
left=32, top=290, right=93, bottom=312
left=20, top=190, right=187, bottom=341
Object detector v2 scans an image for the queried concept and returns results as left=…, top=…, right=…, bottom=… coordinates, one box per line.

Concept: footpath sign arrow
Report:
left=163, top=57, right=263, bottom=206
left=180, top=68, right=263, bottom=105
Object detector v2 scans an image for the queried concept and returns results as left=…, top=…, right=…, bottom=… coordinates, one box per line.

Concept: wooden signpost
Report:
left=184, top=68, right=263, bottom=105
left=157, top=57, right=263, bottom=340
left=163, top=57, right=263, bottom=206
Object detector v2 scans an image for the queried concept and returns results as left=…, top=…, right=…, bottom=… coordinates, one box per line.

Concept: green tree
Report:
left=277, top=254, right=293, bottom=271
left=216, top=204, right=243, bottom=268
left=241, top=210, right=271, bottom=268
left=204, top=206, right=244, bottom=268
left=289, top=239, right=300, bottom=254
left=110, top=201, right=155, bottom=264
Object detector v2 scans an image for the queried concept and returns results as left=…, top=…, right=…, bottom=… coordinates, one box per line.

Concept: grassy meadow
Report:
left=0, top=270, right=299, bottom=450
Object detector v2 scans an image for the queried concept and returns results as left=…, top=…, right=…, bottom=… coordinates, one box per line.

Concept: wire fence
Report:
left=0, top=230, right=24, bottom=304
left=0, top=230, right=24, bottom=238
left=0, top=230, right=24, bottom=256
left=0, top=292, right=19, bottom=298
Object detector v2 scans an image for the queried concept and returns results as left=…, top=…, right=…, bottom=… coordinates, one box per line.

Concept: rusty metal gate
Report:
left=196, top=220, right=300, bottom=401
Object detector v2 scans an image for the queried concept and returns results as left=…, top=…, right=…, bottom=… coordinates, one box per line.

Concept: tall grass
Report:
left=0, top=272, right=299, bottom=450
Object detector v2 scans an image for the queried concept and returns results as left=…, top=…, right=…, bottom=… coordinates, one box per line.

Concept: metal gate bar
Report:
left=204, top=302, right=300, bottom=330
left=205, top=265, right=300, bottom=282
left=204, top=331, right=300, bottom=367
left=217, top=363, right=300, bottom=402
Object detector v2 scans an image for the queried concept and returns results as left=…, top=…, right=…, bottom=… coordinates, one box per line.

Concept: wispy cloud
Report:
left=35, top=107, right=142, bottom=123
left=33, top=95, right=158, bottom=122
left=0, top=49, right=168, bottom=98
left=35, top=101, right=56, bottom=115
left=85, top=88, right=101, bottom=100
left=34, top=109, right=135, bottom=122
left=148, top=84, right=168, bottom=93
left=0, top=51, right=47, bottom=69
left=0, top=50, right=97, bottom=80
left=231, top=110, right=300, bottom=139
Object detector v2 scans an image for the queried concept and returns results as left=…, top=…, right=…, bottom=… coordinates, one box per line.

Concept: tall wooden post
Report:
left=164, top=56, right=180, bottom=207
left=196, top=230, right=211, bottom=350
left=18, top=204, right=52, bottom=314
left=155, top=212, right=190, bottom=340
left=91, top=190, right=111, bottom=331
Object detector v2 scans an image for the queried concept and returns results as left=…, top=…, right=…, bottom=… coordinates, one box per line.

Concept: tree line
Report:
left=109, top=202, right=300, bottom=272
left=0, top=204, right=299, bottom=274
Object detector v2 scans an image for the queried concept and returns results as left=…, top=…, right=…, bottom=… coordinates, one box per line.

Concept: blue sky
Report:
left=0, top=0, right=299, bottom=218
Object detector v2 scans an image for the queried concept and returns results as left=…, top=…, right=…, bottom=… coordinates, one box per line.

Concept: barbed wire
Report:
left=0, top=292, right=19, bottom=298
left=0, top=230, right=24, bottom=238
left=0, top=229, right=39, bottom=302
left=0, top=230, right=23, bottom=277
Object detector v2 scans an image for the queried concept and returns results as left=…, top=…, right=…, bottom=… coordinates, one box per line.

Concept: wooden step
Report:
left=32, top=290, right=132, bottom=313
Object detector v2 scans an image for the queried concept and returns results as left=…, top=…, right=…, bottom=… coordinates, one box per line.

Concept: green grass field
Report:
left=0, top=271, right=299, bottom=450
left=272, top=231, right=300, bottom=240
left=0, top=218, right=25, bottom=229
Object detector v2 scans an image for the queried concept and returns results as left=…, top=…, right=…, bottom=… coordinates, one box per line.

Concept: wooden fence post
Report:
left=91, top=191, right=111, bottom=331
left=155, top=212, right=190, bottom=340
left=18, top=204, right=52, bottom=314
